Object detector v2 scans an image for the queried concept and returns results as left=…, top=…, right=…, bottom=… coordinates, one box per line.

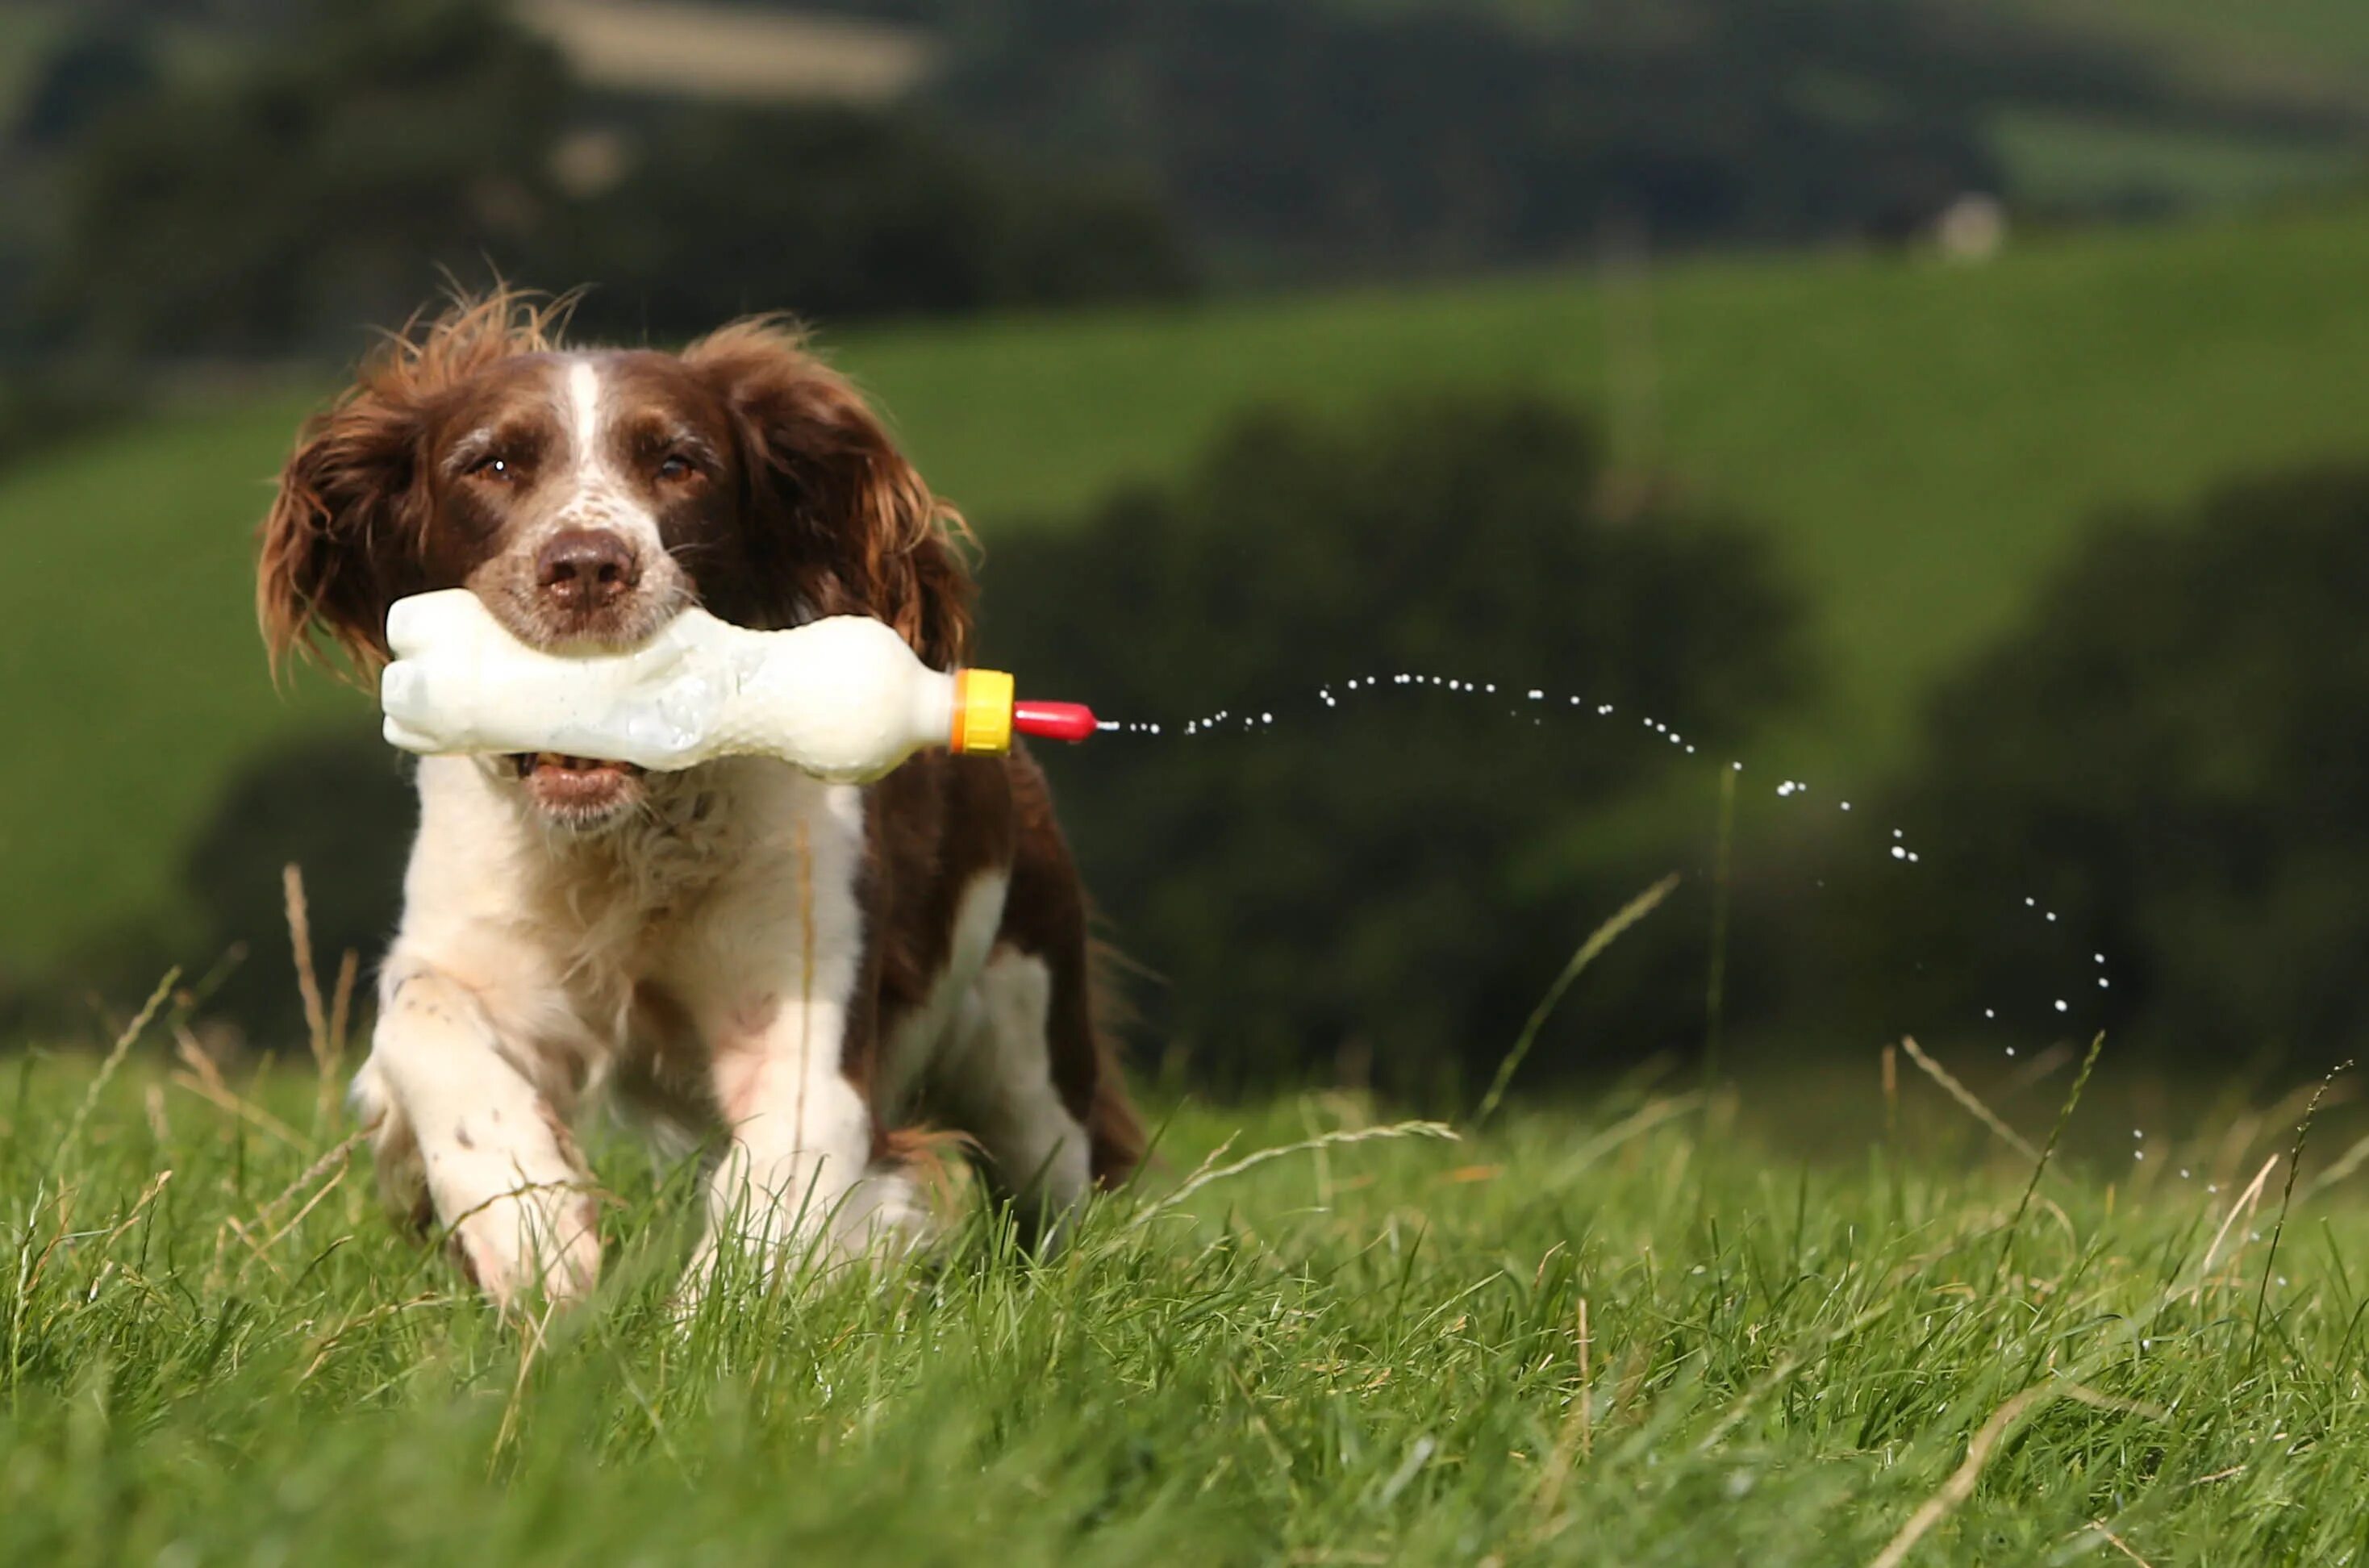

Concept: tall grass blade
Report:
left=1992, top=1032, right=2105, bottom=1285
left=2251, top=1059, right=2350, bottom=1365
left=1704, top=767, right=1737, bottom=1091
left=1475, top=874, right=1679, bottom=1128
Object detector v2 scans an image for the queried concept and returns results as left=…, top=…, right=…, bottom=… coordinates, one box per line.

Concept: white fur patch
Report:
left=556, top=356, right=662, bottom=555
left=941, top=949, right=1091, bottom=1223
left=361, top=965, right=600, bottom=1307
left=877, top=871, right=1011, bottom=1116
left=567, top=359, right=602, bottom=465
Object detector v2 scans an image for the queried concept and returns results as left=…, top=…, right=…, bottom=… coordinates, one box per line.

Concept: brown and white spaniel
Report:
left=258, top=295, right=1140, bottom=1309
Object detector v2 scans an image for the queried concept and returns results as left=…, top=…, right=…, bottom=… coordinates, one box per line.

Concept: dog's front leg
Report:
left=681, top=980, right=924, bottom=1300
left=352, top=961, right=601, bottom=1310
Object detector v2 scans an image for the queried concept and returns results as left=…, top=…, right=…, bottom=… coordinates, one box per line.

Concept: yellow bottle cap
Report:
left=950, top=667, right=1015, bottom=755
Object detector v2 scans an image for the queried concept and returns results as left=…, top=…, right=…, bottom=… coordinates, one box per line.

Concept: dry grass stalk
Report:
left=2189, top=1153, right=2280, bottom=1303
left=1866, top=1384, right=2049, bottom=1568
left=1898, top=1036, right=2041, bottom=1162
left=327, top=949, right=359, bottom=1071
left=282, top=864, right=347, bottom=1132
left=173, top=1021, right=304, bottom=1148
left=56, top=969, right=179, bottom=1166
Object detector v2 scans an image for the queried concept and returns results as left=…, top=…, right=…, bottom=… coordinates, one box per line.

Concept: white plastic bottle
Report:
left=377, top=589, right=1097, bottom=784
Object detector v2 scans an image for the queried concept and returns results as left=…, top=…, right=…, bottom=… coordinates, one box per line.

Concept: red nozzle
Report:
left=1013, top=700, right=1099, bottom=744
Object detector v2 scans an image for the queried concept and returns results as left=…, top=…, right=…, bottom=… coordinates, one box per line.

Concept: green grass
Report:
left=14, top=206, right=2369, bottom=970
left=8, top=1039, right=2369, bottom=1564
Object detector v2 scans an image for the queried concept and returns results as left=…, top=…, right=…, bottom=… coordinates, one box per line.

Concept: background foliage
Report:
left=984, top=394, right=1805, bottom=1086
left=6, top=0, right=2369, bottom=1081
left=1823, top=465, right=2369, bottom=1072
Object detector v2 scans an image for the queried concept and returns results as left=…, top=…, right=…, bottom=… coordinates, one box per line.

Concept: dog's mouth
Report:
left=510, top=753, right=647, bottom=824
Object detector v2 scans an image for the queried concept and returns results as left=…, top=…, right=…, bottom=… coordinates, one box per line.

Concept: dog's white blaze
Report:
left=557, top=355, right=663, bottom=554
left=567, top=358, right=602, bottom=465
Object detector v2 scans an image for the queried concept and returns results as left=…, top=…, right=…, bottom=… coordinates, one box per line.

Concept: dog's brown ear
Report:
left=686, top=319, right=974, bottom=669
left=259, top=290, right=570, bottom=681
left=258, top=393, right=430, bottom=679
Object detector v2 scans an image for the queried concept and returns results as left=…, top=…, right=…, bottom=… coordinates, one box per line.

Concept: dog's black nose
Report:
left=535, top=528, right=640, bottom=614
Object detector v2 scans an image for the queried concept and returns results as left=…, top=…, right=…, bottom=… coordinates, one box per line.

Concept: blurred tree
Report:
left=800, top=0, right=2362, bottom=274
left=979, top=394, right=1810, bottom=1091
left=180, top=728, right=417, bottom=1044
left=1824, top=465, right=2369, bottom=1070
left=48, top=0, right=573, bottom=359
left=896, top=0, right=2304, bottom=274
left=540, top=102, right=1191, bottom=340
left=0, top=726, right=412, bottom=1049
left=14, top=24, right=161, bottom=151
left=40, top=0, right=1192, bottom=361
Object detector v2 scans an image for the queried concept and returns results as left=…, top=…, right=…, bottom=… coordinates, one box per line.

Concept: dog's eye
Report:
left=465, top=454, right=517, bottom=482
left=656, top=452, right=697, bottom=483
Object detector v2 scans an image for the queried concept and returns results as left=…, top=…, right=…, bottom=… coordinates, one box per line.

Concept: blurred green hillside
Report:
left=7, top=203, right=2369, bottom=977
left=2087, top=0, right=2369, bottom=79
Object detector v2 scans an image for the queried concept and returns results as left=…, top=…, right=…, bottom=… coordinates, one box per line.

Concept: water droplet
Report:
left=1891, top=846, right=1907, bottom=860
left=2054, top=999, right=2069, bottom=1013
left=1527, top=689, right=1544, bottom=701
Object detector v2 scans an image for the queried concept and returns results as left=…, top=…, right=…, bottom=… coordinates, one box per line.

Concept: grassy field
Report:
left=5, top=1032, right=2368, bottom=1563
left=10, top=205, right=2369, bottom=974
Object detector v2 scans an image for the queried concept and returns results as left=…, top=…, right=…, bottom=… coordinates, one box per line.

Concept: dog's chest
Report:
left=524, top=764, right=863, bottom=1007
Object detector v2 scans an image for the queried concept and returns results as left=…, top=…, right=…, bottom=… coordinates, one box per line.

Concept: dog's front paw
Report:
left=446, top=1185, right=602, bottom=1312
left=833, top=1169, right=938, bottom=1265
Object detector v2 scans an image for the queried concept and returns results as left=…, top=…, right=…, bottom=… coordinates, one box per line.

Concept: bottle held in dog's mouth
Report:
left=378, top=588, right=1098, bottom=785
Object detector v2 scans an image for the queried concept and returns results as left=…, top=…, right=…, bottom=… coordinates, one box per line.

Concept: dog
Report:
left=257, top=294, right=1141, bottom=1309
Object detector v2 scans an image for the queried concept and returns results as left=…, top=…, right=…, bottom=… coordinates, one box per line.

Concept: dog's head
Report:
left=260, top=294, right=971, bottom=828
